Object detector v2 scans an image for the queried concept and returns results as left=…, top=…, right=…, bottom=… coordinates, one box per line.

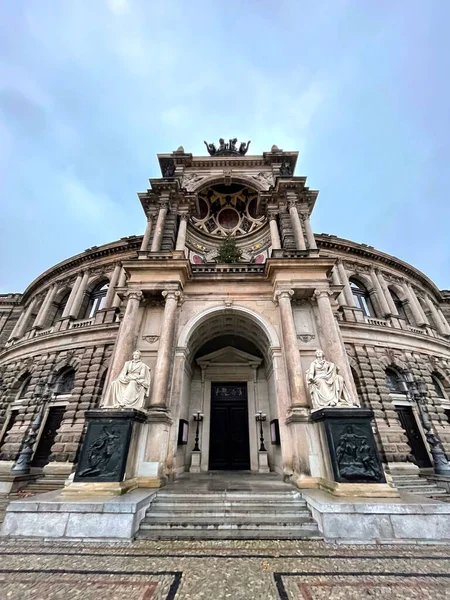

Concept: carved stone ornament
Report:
left=251, top=172, right=274, bottom=189
left=142, top=335, right=159, bottom=344
left=306, top=349, right=360, bottom=409
left=182, top=173, right=206, bottom=191
left=103, top=350, right=151, bottom=410
left=204, top=138, right=251, bottom=156
left=297, top=334, right=315, bottom=343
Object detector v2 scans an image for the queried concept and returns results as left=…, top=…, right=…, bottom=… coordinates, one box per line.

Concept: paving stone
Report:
left=0, top=538, right=449, bottom=599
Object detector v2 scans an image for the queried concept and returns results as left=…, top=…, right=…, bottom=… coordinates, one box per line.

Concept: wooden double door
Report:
left=209, top=383, right=250, bottom=470
left=396, top=406, right=432, bottom=468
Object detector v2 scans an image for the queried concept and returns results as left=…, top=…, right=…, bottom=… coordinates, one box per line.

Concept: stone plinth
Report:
left=312, top=407, right=386, bottom=484
left=1, top=488, right=155, bottom=541
left=189, top=450, right=201, bottom=473
left=302, top=489, right=450, bottom=543
left=65, top=408, right=147, bottom=496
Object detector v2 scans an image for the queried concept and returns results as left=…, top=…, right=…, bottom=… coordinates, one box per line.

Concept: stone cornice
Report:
left=0, top=322, right=119, bottom=365
left=20, top=237, right=141, bottom=302
left=316, top=234, right=443, bottom=300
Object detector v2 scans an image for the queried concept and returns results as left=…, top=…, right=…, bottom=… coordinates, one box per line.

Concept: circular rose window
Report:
left=191, top=184, right=265, bottom=237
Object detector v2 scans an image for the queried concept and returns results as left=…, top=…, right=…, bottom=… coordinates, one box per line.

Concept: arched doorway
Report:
left=173, top=305, right=285, bottom=475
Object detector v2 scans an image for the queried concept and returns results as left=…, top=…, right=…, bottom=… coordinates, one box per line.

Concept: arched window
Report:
left=350, top=279, right=374, bottom=317
left=385, top=368, right=407, bottom=394
left=84, top=282, right=109, bottom=319
left=15, top=373, right=32, bottom=399
left=431, top=375, right=448, bottom=400
left=52, top=291, right=71, bottom=324
left=54, top=367, right=75, bottom=396
left=390, top=290, right=409, bottom=323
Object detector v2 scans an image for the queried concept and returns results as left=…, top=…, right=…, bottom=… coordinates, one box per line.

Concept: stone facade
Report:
left=0, top=142, right=449, bottom=489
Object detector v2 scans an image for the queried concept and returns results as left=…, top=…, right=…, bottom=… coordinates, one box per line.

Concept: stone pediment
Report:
left=196, top=346, right=262, bottom=368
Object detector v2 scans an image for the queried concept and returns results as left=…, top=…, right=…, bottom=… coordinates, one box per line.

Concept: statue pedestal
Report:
left=189, top=451, right=201, bottom=473
left=258, top=451, right=270, bottom=473
left=64, top=409, right=147, bottom=496
left=311, top=408, right=398, bottom=498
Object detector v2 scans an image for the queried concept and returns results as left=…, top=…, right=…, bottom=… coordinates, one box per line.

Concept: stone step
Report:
left=143, top=513, right=312, bottom=522
left=136, top=523, right=321, bottom=540
left=150, top=500, right=306, bottom=510
left=154, top=492, right=300, bottom=502
left=396, top=483, right=444, bottom=490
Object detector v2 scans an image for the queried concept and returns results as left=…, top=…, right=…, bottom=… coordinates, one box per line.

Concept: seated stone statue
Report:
left=306, top=349, right=359, bottom=409
left=103, top=350, right=151, bottom=410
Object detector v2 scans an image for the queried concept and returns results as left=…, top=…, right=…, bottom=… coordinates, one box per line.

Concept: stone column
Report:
left=301, top=212, right=317, bottom=250
left=314, top=289, right=358, bottom=400
left=336, top=261, right=356, bottom=307
left=139, top=215, right=154, bottom=256
left=68, top=271, right=90, bottom=319
left=268, top=213, right=281, bottom=250
left=150, top=290, right=181, bottom=406
left=331, top=267, right=345, bottom=307
left=33, top=285, right=57, bottom=329
left=370, top=269, right=391, bottom=317
left=112, top=268, right=127, bottom=309
left=425, top=296, right=450, bottom=336
left=175, top=213, right=189, bottom=251
left=150, top=199, right=169, bottom=252
left=62, top=273, right=83, bottom=318
left=437, top=308, right=450, bottom=336
left=287, top=196, right=306, bottom=251
left=404, top=283, right=428, bottom=326
left=103, top=263, right=121, bottom=309
left=275, top=289, right=308, bottom=406
left=14, top=297, right=39, bottom=339
left=376, top=270, right=398, bottom=316
left=8, top=311, right=26, bottom=340
left=106, top=290, right=144, bottom=386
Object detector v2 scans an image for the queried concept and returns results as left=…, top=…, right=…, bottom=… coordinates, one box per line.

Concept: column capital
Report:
left=299, top=211, right=310, bottom=221
left=287, top=197, right=298, bottom=210
left=159, top=199, right=170, bottom=210
left=125, top=290, right=144, bottom=302
left=313, top=289, right=333, bottom=300
left=178, top=211, right=189, bottom=222
left=162, top=289, right=182, bottom=304
left=267, top=211, right=278, bottom=221
left=273, top=289, right=294, bottom=304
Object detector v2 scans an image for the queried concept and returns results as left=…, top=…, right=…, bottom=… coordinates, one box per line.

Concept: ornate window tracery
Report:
left=191, top=184, right=265, bottom=237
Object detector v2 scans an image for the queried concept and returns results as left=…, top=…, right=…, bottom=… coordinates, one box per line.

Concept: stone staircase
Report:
left=21, top=476, right=65, bottom=495
left=393, top=474, right=450, bottom=501
left=136, top=472, right=321, bottom=540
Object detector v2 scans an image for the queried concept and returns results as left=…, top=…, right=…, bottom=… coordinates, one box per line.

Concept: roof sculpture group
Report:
left=204, top=138, right=251, bottom=156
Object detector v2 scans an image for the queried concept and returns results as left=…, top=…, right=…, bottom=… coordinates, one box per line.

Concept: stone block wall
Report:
left=347, top=342, right=450, bottom=467
left=0, top=343, right=113, bottom=464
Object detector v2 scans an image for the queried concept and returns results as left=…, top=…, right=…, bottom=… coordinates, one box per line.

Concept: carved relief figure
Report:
left=306, top=349, right=357, bottom=408
left=335, top=425, right=381, bottom=480
left=78, top=426, right=121, bottom=477
left=104, top=350, right=151, bottom=409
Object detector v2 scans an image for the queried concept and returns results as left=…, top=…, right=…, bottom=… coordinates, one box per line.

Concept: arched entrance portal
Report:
left=171, top=305, right=285, bottom=475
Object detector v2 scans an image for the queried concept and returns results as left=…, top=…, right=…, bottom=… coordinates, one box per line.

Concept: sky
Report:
left=1, top=0, right=449, bottom=293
